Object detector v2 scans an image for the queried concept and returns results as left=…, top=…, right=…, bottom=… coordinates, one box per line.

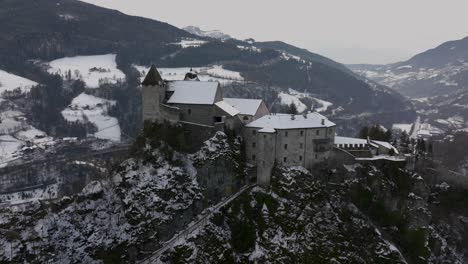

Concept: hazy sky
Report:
left=81, top=0, right=468, bottom=64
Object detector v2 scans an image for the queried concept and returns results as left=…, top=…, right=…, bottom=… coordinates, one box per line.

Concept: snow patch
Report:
left=0, top=70, right=38, bottom=96
left=48, top=54, right=125, bottom=88
left=61, top=93, right=121, bottom=142
left=171, top=39, right=208, bottom=48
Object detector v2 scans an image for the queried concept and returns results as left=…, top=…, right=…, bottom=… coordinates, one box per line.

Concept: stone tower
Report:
left=142, top=64, right=165, bottom=122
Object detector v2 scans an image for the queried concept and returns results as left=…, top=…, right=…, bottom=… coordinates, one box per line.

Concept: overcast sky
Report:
left=81, top=0, right=468, bottom=64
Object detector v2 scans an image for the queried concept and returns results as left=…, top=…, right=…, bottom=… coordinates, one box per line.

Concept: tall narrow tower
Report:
left=141, top=64, right=165, bottom=122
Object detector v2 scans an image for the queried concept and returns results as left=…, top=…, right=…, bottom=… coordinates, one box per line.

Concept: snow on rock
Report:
left=47, top=54, right=125, bottom=88
left=81, top=181, right=103, bottom=196
left=0, top=142, right=203, bottom=263
left=61, top=93, right=121, bottom=142
left=0, top=70, right=38, bottom=96
left=160, top=166, right=410, bottom=263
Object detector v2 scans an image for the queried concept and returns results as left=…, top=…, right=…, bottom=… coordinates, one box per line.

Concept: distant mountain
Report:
left=0, top=0, right=193, bottom=65
left=350, top=36, right=468, bottom=98
left=349, top=36, right=468, bottom=135
left=183, top=26, right=231, bottom=40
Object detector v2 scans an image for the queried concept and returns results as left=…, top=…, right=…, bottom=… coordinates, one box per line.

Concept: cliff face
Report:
left=0, top=127, right=246, bottom=263
left=1, top=127, right=467, bottom=263
left=156, top=165, right=467, bottom=264
left=0, top=142, right=204, bottom=263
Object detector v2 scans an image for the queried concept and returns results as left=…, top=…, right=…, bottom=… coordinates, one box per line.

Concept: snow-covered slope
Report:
left=61, top=93, right=121, bottom=142
left=351, top=63, right=468, bottom=98
left=277, top=88, right=333, bottom=114
left=47, top=54, right=125, bottom=88
left=134, top=65, right=244, bottom=85
left=171, top=39, right=208, bottom=48
left=349, top=36, right=468, bottom=98
left=0, top=70, right=38, bottom=95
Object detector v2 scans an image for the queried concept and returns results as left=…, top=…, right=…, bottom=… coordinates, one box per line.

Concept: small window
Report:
left=300, top=130, right=304, bottom=136
left=262, top=161, right=265, bottom=166
left=315, top=154, right=318, bottom=159
left=283, top=157, right=287, bottom=162
left=263, top=134, right=267, bottom=138
left=243, top=116, right=249, bottom=121
left=299, top=156, right=303, bottom=161
left=252, top=154, right=256, bottom=160
left=300, top=143, right=304, bottom=149
left=285, top=131, right=288, bottom=137
left=316, top=130, right=320, bottom=136
left=252, top=142, right=256, bottom=148
left=284, top=144, right=288, bottom=150
left=252, top=130, right=257, bottom=135
left=188, top=109, right=192, bottom=115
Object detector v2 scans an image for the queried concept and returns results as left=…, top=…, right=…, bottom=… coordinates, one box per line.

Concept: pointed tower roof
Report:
left=141, top=64, right=163, bottom=86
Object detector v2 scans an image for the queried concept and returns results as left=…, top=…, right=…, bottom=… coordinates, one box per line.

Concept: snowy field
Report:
left=278, top=92, right=308, bottom=113
left=0, top=70, right=38, bottom=96
left=62, top=93, right=121, bottom=142
left=171, top=39, right=208, bottom=48
left=0, top=125, right=55, bottom=167
left=277, top=88, right=333, bottom=113
left=134, top=65, right=244, bottom=85
left=48, top=54, right=125, bottom=88
left=0, top=110, right=27, bottom=134
left=0, top=135, right=23, bottom=166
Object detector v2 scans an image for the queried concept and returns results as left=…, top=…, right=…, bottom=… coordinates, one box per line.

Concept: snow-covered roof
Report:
left=246, top=112, right=335, bottom=130
left=392, top=124, right=413, bottom=134
left=372, top=140, right=400, bottom=154
left=334, top=136, right=368, bottom=145
left=223, top=98, right=263, bottom=116
left=167, top=81, right=219, bottom=105
left=215, top=101, right=240, bottom=117
left=258, top=127, right=276, bottom=133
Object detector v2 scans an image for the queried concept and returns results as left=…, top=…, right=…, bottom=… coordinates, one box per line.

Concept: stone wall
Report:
left=177, top=104, right=217, bottom=126
left=180, top=122, right=217, bottom=153
left=142, top=84, right=165, bottom=122
left=257, top=131, right=276, bottom=188
left=160, top=104, right=180, bottom=123
left=196, top=158, right=239, bottom=202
